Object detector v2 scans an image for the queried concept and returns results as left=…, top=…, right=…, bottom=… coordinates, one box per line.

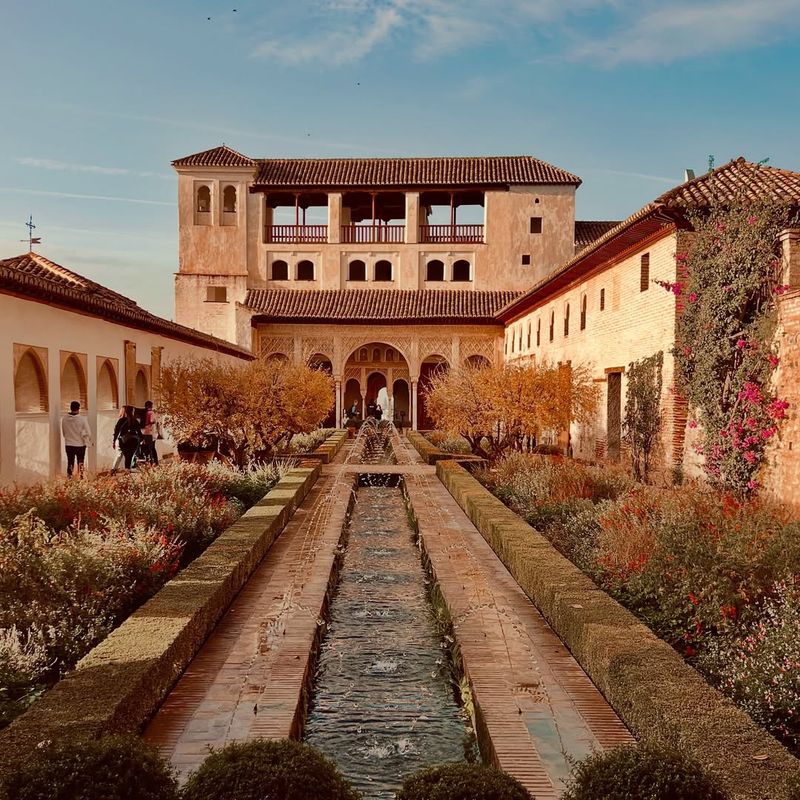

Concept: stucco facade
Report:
left=1, top=254, right=250, bottom=484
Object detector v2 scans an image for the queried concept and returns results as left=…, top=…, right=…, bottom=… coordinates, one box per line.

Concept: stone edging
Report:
left=0, top=463, right=321, bottom=777
left=307, top=429, right=349, bottom=463
left=406, top=430, right=483, bottom=466
left=436, top=460, right=799, bottom=800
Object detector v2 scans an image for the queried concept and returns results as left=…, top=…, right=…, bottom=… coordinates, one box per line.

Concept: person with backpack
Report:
left=113, top=405, right=142, bottom=471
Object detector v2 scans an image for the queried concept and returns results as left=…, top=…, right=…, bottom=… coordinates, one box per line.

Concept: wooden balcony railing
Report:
left=419, top=224, right=484, bottom=244
left=265, top=225, right=328, bottom=244
left=341, top=224, right=405, bottom=244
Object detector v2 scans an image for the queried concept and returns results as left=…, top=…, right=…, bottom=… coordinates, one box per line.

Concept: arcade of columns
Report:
left=256, top=325, right=501, bottom=428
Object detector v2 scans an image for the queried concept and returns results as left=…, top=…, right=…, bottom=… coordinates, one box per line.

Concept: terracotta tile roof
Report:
left=252, top=156, right=581, bottom=188
left=172, top=145, right=255, bottom=168
left=575, top=220, right=621, bottom=252
left=656, top=157, right=800, bottom=208
left=246, top=288, right=519, bottom=324
left=0, top=253, right=251, bottom=358
left=499, top=157, right=800, bottom=323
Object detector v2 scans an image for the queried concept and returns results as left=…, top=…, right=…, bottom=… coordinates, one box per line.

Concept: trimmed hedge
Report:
left=562, top=743, right=727, bottom=800
left=3, top=735, right=178, bottom=800
left=407, top=431, right=484, bottom=466
left=0, top=464, right=320, bottom=782
left=436, top=460, right=798, bottom=800
left=181, top=740, right=359, bottom=800
left=397, top=763, right=531, bottom=800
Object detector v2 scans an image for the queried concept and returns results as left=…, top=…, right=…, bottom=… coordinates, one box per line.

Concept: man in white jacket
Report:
left=61, top=400, right=92, bottom=478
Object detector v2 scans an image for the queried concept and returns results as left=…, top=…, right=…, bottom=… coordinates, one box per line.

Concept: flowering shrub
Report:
left=281, top=428, right=333, bottom=455
left=480, top=454, right=800, bottom=751
left=668, top=197, right=794, bottom=493
left=423, top=431, right=472, bottom=454
left=698, top=581, right=800, bottom=750
left=0, top=461, right=288, bottom=728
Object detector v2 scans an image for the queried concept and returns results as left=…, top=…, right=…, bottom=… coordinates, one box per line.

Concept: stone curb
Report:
left=436, top=460, right=799, bottom=800
left=0, top=462, right=321, bottom=776
left=406, top=430, right=483, bottom=466
left=308, top=429, right=348, bottom=464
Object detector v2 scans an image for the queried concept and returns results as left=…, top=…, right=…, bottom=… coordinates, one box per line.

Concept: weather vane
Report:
left=21, top=215, right=41, bottom=250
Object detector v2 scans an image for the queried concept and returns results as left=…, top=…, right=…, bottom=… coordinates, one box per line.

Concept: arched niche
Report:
left=134, top=367, right=149, bottom=407
left=61, top=354, right=87, bottom=411
left=15, top=349, right=48, bottom=413
left=97, top=359, right=119, bottom=410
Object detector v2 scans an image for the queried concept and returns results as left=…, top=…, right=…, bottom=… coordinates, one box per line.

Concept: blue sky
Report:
left=2, top=0, right=800, bottom=318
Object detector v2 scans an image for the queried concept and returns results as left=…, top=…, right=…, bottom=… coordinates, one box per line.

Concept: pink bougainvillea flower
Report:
left=774, top=284, right=791, bottom=296
left=688, top=293, right=698, bottom=302
left=743, top=451, right=757, bottom=464
left=688, top=419, right=698, bottom=429
left=736, top=339, right=747, bottom=349
left=675, top=251, right=688, bottom=262
left=682, top=346, right=692, bottom=357
left=767, top=354, right=780, bottom=367
left=747, top=479, right=759, bottom=490
left=747, top=215, right=758, bottom=225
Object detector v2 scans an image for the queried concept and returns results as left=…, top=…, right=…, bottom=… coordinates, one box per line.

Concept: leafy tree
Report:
left=160, top=357, right=333, bottom=466
left=623, top=351, right=663, bottom=482
left=425, top=362, right=598, bottom=460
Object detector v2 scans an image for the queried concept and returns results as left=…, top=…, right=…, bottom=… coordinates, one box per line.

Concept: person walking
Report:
left=113, top=405, right=142, bottom=471
left=141, top=400, right=159, bottom=465
left=61, top=400, right=91, bottom=478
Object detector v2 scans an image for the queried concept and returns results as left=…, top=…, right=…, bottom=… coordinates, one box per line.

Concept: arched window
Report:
left=296, top=260, right=314, bottom=281
left=271, top=260, right=289, bottom=281
left=564, top=304, right=570, bottom=337
left=61, top=355, right=87, bottom=410
left=518, top=325, right=523, bottom=350
left=527, top=322, right=531, bottom=349
left=15, top=350, right=47, bottom=412
left=580, top=294, right=587, bottom=330
left=600, top=287, right=606, bottom=311
left=223, top=185, right=237, bottom=213
left=549, top=311, right=555, bottom=342
left=134, top=368, right=149, bottom=407
left=196, top=185, right=211, bottom=213
left=374, top=260, right=392, bottom=281
left=359, top=348, right=368, bottom=362
left=426, top=259, right=445, bottom=281
left=536, top=318, right=541, bottom=347
left=97, top=359, right=118, bottom=411
left=452, top=259, right=471, bottom=282
left=372, top=347, right=382, bottom=361
left=348, top=259, right=366, bottom=281
left=386, top=349, right=395, bottom=361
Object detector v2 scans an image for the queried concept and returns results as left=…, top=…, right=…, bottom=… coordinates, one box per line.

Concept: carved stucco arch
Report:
left=339, top=337, right=413, bottom=375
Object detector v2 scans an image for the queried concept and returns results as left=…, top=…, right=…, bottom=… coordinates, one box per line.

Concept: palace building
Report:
left=171, top=145, right=609, bottom=427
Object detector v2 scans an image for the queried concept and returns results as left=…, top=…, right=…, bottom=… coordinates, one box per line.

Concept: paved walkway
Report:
left=145, top=433, right=631, bottom=795
left=398, top=438, right=632, bottom=798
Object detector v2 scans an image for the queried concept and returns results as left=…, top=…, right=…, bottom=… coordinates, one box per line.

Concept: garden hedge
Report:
left=436, top=460, right=799, bottom=800
left=0, top=463, right=321, bottom=781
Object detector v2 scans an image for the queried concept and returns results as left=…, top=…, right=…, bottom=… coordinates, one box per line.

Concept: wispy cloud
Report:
left=572, top=0, right=800, bottom=65
left=17, top=157, right=172, bottom=180
left=250, top=0, right=800, bottom=66
left=0, top=187, right=173, bottom=206
left=253, top=4, right=402, bottom=65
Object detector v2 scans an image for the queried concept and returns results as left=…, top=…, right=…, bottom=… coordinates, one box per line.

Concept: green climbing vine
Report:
left=623, top=351, right=663, bottom=483
left=660, top=197, right=793, bottom=494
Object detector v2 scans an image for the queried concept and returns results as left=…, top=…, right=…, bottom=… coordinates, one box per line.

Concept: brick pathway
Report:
left=145, top=433, right=631, bottom=796
left=143, top=446, right=354, bottom=777
left=399, top=438, right=633, bottom=798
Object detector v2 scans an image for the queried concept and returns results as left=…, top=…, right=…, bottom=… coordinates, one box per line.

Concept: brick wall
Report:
left=764, top=290, right=800, bottom=510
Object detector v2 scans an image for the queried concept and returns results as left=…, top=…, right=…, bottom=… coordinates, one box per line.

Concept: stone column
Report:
left=124, top=341, right=137, bottom=405
left=405, top=192, right=420, bottom=244
left=411, top=380, right=418, bottom=430
left=150, top=346, right=163, bottom=404
left=360, top=391, right=366, bottom=419
left=335, top=380, right=342, bottom=427
left=328, top=193, right=342, bottom=244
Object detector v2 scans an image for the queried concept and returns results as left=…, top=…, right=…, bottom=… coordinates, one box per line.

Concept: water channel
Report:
left=303, top=423, right=474, bottom=798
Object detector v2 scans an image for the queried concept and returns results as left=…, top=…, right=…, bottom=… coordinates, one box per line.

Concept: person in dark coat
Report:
left=113, top=405, right=142, bottom=471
